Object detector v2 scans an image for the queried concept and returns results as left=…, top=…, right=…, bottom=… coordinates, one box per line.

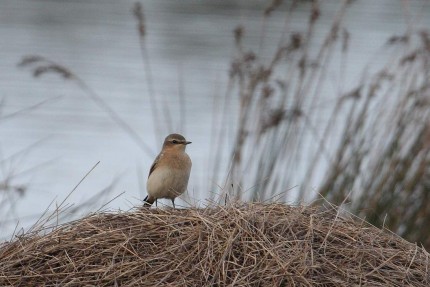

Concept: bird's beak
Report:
left=185, top=141, right=192, bottom=145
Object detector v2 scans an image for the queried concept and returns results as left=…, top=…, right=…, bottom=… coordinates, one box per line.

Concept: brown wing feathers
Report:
left=144, top=154, right=161, bottom=207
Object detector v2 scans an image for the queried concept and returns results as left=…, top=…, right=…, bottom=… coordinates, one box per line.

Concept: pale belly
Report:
left=146, top=167, right=190, bottom=199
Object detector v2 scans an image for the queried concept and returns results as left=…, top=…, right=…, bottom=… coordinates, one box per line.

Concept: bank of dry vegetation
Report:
left=0, top=203, right=429, bottom=286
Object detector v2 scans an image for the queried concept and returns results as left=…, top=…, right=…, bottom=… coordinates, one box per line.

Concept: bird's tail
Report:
left=143, top=195, right=155, bottom=207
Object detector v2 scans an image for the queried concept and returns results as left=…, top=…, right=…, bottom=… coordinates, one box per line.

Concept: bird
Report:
left=144, top=133, right=192, bottom=208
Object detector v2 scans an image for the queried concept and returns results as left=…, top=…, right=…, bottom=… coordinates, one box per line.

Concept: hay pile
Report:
left=0, top=203, right=429, bottom=286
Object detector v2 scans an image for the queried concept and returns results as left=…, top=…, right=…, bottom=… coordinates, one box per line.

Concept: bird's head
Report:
left=162, top=133, right=192, bottom=152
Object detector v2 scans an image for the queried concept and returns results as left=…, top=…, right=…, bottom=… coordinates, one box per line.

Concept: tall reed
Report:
left=216, top=0, right=430, bottom=248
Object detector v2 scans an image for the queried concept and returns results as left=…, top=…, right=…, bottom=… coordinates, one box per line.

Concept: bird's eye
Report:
left=172, top=140, right=178, bottom=144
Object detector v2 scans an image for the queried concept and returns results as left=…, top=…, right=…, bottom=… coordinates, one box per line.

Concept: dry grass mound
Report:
left=0, top=203, right=429, bottom=286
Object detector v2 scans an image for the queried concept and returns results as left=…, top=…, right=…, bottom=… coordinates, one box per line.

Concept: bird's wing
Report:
left=148, top=153, right=162, bottom=178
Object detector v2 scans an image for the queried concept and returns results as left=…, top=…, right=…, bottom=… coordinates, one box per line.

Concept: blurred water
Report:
left=0, top=0, right=429, bottom=238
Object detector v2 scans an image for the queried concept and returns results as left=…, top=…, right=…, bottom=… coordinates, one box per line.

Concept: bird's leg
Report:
left=155, top=199, right=158, bottom=207
left=171, top=199, right=175, bottom=209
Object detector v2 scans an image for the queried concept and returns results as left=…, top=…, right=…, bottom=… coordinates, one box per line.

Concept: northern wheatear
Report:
left=144, top=133, right=192, bottom=208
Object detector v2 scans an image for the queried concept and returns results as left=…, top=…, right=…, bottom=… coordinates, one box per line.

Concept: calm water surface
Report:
left=0, top=0, right=429, bottom=238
